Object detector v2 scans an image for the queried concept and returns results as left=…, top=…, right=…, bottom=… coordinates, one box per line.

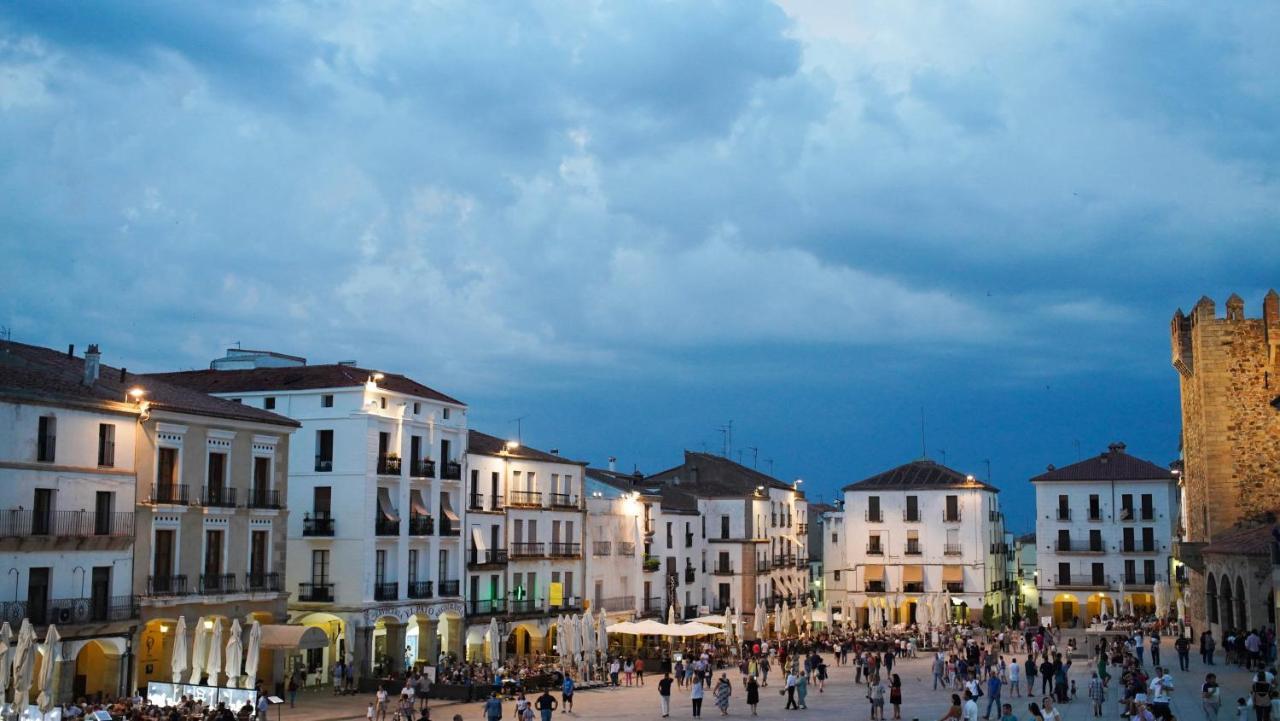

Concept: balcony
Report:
left=508, top=491, right=543, bottom=508
left=468, top=548, right=508, bottom=568
left=598, top=596, right=635, bottom=613
left=1053, top=574, right=1111, bottom=589
left=757, top=558, right=771, bottom=573
left=1, top=595, right=138, bottom=627
left=468, top=599, right=506, bottom=616
left=511, top=542, right=545, bottom=558
left=314, top=456, right=333, bottom=473
left=641, top=596, right=664, bottom=616
left=797, top=523, right=807, bottom=534
left=550, top=493, right=578, bottom=509
left=407, top=581, right=434, bottom=599
left=1056, top=508, right=1071, bottom=521
left=374, top=582, right=399, bottom=601
left=1056, top=540, right=1105, bottom=553
left=1122, top=573, right=1163, bottom=587
left=1087, top=509, right=1103, bottom=522
left=148, top=484, right=190, bottom=505
left=297, top=582, right=334, bottom=602
left=439, top=517, right=460, bottom=537
left=468, top=493, right=487, bottom=511
left=0, top=510, right=134, bottom=540
left=410, top=459, right=435, bottom=479
left=375, top=517, right=401, bottom=536
left=377, top=455, right=402, bottom=476
left=944, top=581, right=965, bottom=593
left=795, top=556, right=808, bottom=568
left=552, top=597, right=583, bottom=613
left=593, top=541, right=611, bottom=556
left=245, top=572, right=281, bottom=592
left=441, top=462, right=462, bottom=480
left=549, top=542, right=582, bottom=557
left=904, top=541, right=922, bottom=556
left=904, top=582, right=924, bottom=593
left=510, top=599, right=541, bottom=616
left=944, top=543, right=962, bottom=556
left=146, top=575, right=190, bottom=597
left=865, top=509, right=883, bottom=522
left=199, top=573, right=239, bottom=594
left=617, top=542, right=636, bottom=557
left=642, top=555, right=660, bottom=572
left=245, top=488, right=282, bottom=510
left=1139, top=508, right=1155, bottom=520
left=903, top=510, right=921, bottom=522
left=1121, top=543, right=1159, bottom=554
left=684, top=567, right=696, bottom=583
left=302, top=514, right=335, bottom=536
left=866, top=544, right=884, bottom=556
left=712, top=563, right=733, bottom=576
left=200, top=486, right=238, bottom=508
left=409, top=514, right=435, bottom=536
left=866, top=581, right=885, bottom=593
left=942, top=510, right=961, bottom=523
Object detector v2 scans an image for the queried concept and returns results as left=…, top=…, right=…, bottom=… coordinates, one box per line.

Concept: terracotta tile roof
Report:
left=842, top=458, right=998, bottom=492
left=146, top=364, right=463, bottom=405
left=646, top=451, right=799, bottom=498
left=0, top=340, right=298, bottom=427
left=1030, top=443, right=1174, bottom=482
left=1202, top=521, right=1279, bottom=557
left=466, top=429, right=586, bottom=465
left=585, top=467, right=652, bottom=492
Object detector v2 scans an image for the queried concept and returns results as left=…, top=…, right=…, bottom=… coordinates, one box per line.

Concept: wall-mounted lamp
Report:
left=371, top=373, right=385, bottom=382
left=503, top=440, right=520, bottom=453
left=127, top=387, right=147, bottom=402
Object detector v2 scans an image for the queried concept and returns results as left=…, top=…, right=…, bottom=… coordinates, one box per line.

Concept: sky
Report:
left=2, top=1, right=1278, bottom=533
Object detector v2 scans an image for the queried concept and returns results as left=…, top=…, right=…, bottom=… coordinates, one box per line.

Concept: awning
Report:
left=864, top=564, right=884, bottom=580
left=441, top=493, right=460, bottom=523
left=257, top=625, right=329, bottom=650
left=410, top=490, right=429, bottom=516
left=378, top=487, right=400, bottom=522
left=902, top=565, right=923, bottom=583
left=942, top=565, right=964, bottom=583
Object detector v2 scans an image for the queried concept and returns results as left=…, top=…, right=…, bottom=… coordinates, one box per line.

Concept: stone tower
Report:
left=1170, top=290, right=1280, bottom=627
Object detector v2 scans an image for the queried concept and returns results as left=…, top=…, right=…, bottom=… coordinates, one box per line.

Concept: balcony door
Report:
left=91, top=566, right=111, bottom=620
left=32, top=488, right=53, bottom=535
left=252, top=456, right=271, bottom=504
left=95, top=491, right=114, bottom=535
left=250, top=530, right=269, bottom=580
left=154, top=529, right=175, bottom=586
left=27, top=568, right=50, bottom=625
left=204, top=530, right=224, bottom=589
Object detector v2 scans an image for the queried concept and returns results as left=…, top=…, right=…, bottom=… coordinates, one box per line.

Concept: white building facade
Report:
left=1031, top=442, right=1178, bottom=626
left=840, top=460, right=1007, bottom=626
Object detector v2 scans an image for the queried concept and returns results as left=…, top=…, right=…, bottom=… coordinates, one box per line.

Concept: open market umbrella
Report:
left=206, top=618, right=224, bottom=687
left=187, top=616, right=205, bottom=684
left=0, top=621, right=13, bottom=701
left=243, top=620, right=262, bottom=689
left=225, top=619, right=243, bottom=690
left=171, top=616, right=189, bottom=684
left=35, top=624, right=60, bottom=712
left=11, top=620, right=34, bottom=709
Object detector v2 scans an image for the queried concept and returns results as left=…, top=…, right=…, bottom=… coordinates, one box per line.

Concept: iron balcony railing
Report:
left=408, top=581, right=434, bottom=599
left=1056, top=508, right=1071, bottom=521
left=468, top=599, right=506, bottom=616
left=593, top=541, right=612, bottom=556
left=795, top=556, right=808, bottom=568
left=757, top=558, right=771, bottom=572
left=865, top=509, right=883, bottom=522
left=865, top=581, right=885, bottom=593
left=245, top=572, right=281, bottom=592
left=439, top=517, right=460, bottom=536
left=441, top=462, right=462, bottom=480
left=508, top=491, right=543, bottom=508
left=468, top=548, right=508, bottom=566
left=511, top=542, right=545, bottom=558
left=617, top=542, right=636, bottom=557
left=510, top=599, right=540, bottom=615
left=377, top=456, right=402, bottom=476
left=314, top=456, right=333, bottom=473
left=641, top=596, right=663, bottom=615
left=438, top=580, right=460, bottom=596
left=712, top=563, right=733, bottom=576
left=374, top=582, right=399, bottom=601
left=905, top=541, right=922, bottom=555
left=199, top=573, right=238, bottom=594
left=149, top=484, right=190, bottom=505
left=246, top=488, right=282, bottom=509
left=410, top=459, right=435, bottom=478
left=1122, top=573, right=1163, bottom=586
left=1121, top=542, right=1159, bottom=553
left=549, top=542, right=581, bottom=557
left=904, top=582, right=924, bottom=593
left=303, top=513, right=335, bottom=536
left=866, top=544, right=884, bottom=556
left=903, top=509, right=921, bottom=522
left=200, top=486, right=238, bottom=508
left=942, top=510, right=961, bottom=523
left=0, top=510, right=134, bottom=538
left=944, top=543, right=963, bottom=555
left=1, top=595, right=139, bottom=626
left=146, top=575, right=190, bottom=596
left=1087, top=509, right=1103, bottom=521
left=297, top=582, right=334, bottom=602
left=409, top=514, right=435, bottom=536
left=684, top=567, right=695, bottom=583
left=375, top=517, right=400, bottom=536
left=468, top=493, right=486, bottom=511
left=1056, top=540, right=1105, bottom=553
left=1053, top=574, right=1111, bottom=588
left=944, top=581, right=964, bottom=592
left=598, top=595, right=635, bottom=612
left=550, top=493, right=578, bottom=508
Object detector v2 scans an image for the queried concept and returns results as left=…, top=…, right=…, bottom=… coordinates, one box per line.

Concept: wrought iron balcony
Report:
left=303, top=513, right=335, bottom=536
left=0, top=510, right=134, bottom=539
left=508, top=491, right=543, bottom=508
left=1121, top=542, right=1159, bottom=554
left=374, top=582, right=399, bottom=601
left=468, top=548, right=508, bottom=567
left=685, top=567, right=696, bottom=583
left=944, top=543, right=963, bottom=556
left=408, top=581, right=434, bottom=599
left=200, top=573, right=239, bottom=594
left=617, top=542, right=635, bottom=557
left=375, top=517, right=400, bottom=536
left=468, top=493, right=486, bottom=511
left=410, top=459, right=435, bottom=478
left=377, top=456, right=402, bottom=476
left=511, top=542, right=545, bottom=558
left=297, top=582, right=334, bottom=602
left=593, top=541, right=612, bottom=556
left=441, top=462, right=462, bottom=480
left=641, top=596, right=663, bottom=615
left=510, top=599, right=541, bottom=616
left=314, top=456, right=333, bottom=473
left=598, top=596, right=635, bottom=612
left=1056, top=540, right=1105, bottom=553
left=148, top=484, right=190, bottom=505
left=903, top=509, right=921, bottom=522
left=904, top=541, right=922, bottom=556
left=437, top=580, right=460, bottom=596
left=550, top=493, right=578, bottom=508
left=549, top=542, right=581, bottom=557
left=468, top=599, right=506, bottom=616
left=246, top=488, right=282, bottom=509
left=245, top=572, right=281, bottom=592
left=1056, top=508, right=1071, bottom=521
left=200, top=486, right=238, bottom=508
left=712, top=563, right=733, bottom=576
left=942, top=510, right=962, bottom=523
left=757, top=558, right=771, bottom=572
left=944, top=581, right=964, bottom=592
left=1053, top=574, right=1111, bottom=589
left=146, top=575, right=190, bottom=596
left=865, top=509, right=883, bottom=522
left=1, top=595, right=139, bottom=626
left=409, top=514, right=435, bottom=536
left=866, top=544, right=884, bottom=556
left=439, top=517, right=460, bottom=536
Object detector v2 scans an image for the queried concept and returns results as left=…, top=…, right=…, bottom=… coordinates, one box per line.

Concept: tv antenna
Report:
left=509, top=415, right=528, bottom=443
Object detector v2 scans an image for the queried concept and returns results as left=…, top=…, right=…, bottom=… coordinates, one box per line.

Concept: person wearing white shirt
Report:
left=962, top=691, right=979, bottom=721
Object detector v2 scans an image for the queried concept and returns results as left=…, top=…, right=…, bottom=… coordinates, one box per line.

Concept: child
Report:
left=1070, top=680, right=1078, bottom=701
left=1236, top=698, right=1249, bottom=721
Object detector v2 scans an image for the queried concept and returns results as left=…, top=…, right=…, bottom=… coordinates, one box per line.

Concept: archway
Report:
left=1052, top=594, right=1078, bottom=626
left=370, top=615, right=407, bottom=677
left=72, top=639, right=125, bottom=700
left=1221, top=575, right=1235, bottom=629
left=1128, top=593, right=1154, bottom=617
left=437, top=611, right=465, bottom=663
left=1086, top=594, right=1107, bottom=621
left=505, top=623, right=544, bottom=658
left=1207, top=575, right=1219, bottom=624
left=1235, top=576, right=1248, bottom=630
left=292, top=611, right=346, bottom=686
left=137, top=618, right=179, bottom=688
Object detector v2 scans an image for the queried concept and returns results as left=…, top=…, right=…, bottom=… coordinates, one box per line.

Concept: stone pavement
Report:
left=269, top=649, right=1268, bottom=721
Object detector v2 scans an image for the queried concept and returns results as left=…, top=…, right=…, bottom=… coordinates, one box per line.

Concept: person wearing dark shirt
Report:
left=535, top=691, right=557, bottom=721
left=658, top=673, right=674, bottom=718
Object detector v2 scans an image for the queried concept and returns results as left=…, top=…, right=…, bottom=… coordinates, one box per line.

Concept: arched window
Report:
left=1207, top=574, right=1219, bottom=624
left=1221, top=574, right=1234, bottom=629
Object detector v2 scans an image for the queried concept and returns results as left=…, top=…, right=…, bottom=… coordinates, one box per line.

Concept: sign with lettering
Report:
left=361, top=601, right=465, bottom=626
left=549, top=582, right=563, bottom=606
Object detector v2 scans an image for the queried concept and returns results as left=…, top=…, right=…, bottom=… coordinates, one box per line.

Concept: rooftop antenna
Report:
left=0, top=326, right=9, bottom=341
left=920, top=406, right=928, bottom=459
left=510, top=415, right=528, bottom=444
left=984, top=458, right=992, bottom=483
left=747, top=446, right=759, bottom=469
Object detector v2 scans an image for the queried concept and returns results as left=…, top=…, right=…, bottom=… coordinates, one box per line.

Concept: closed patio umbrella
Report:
left=187, top=616, right=206, bottom=684
left=36, top=625, right=60, bottom=713
left=172, top=616, right=189, bottom=684
left=753, top=604, right=764, bottom=637
left=225, top=619, right=243, bottom=690
left=206, top=618, right=223, bottom=686
left=486, top=617, right=500, bottom=669
left=243, top=620, right=262, bottom=689
left=12, top=619, right=35, bottom=709
left=0, top=621, right=13, bottom=701
left=596, top=609, right=608, bottom=658
left=772, top=603, right=782, bottom=636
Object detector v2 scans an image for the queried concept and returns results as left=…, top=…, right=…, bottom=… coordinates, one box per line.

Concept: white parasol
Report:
left=734, top=608, right=744, bottom=642
left=596, top=609, right=608, bottom=657
left=187, top=616, right=206, bottom=684
left=1154, top=581, right=1170, bottom=618
left=773, top=603, right=782, bottom=635
left=486, top=617, right=500, bottom=668
left=0, top=621, right=13, bottom=701
left=206, top=618, right=223, bottom=687
left=667, top=605, right=676, bottom=627
left=36, top=624, right=60, bottom=712
left=1118, top=579, right=1126, bottom=617
left=225, top=619, right=244, bottom=689
left=1176, top=597, right=1186, bottom=621
left=11, top=619, right=35, bottom=709
left=723, top=607, right=733, bottom=642
left=753, top=604, right=764, bottom=637
left=171, top=616, right=189, bottom=684
left=243, top=620, right=262, bottom=689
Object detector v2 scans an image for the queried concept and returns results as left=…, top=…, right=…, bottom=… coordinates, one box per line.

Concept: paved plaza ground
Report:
left=268, top=646, right=1266, bottom=721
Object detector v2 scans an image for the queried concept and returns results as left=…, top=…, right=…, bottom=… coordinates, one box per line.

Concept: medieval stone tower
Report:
left=1170, top=290, right=1280, bottom=627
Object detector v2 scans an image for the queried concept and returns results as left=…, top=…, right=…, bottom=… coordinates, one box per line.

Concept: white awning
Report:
left=257, top=625, right=329, bottom=650
left=410, top=490, right=429, bottom=516
left=378, top=487, right=400, bottom=522
left=441, top=493, right=460, bottom=523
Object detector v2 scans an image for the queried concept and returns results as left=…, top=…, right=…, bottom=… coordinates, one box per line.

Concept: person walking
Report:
left=984, top=670, right=1003, bottom=720
left=869, top=675, right=887, bottom=720
left=816, top=655, right=827, bottom=693
left=888, top=673, right=901, bottom=719
left=1202, top=673, right=1221, bottom=721
left=796, top=672, right=809, bottom=710
left=784, top=669, right=799, bottom=711
left=1177, top=634, right=1192, bottom=672
left=934, top=654, right=947, bottom=691
left=1201, top=630, right=1216, bottom=665
left=1149, top=666, right=1175, bottom=721
left=1151, top=633, right=1163, bottom=669
left=714, top=675, right=732, bottom=716
left=637, top=657, right=646, bottom=686
left=691, top=674, right=705, bottom=718
left=1087, top=671, right=1105, bottom=718
left=1009, top=658, right=1021, bottom=699
left=376, top=685, right=389, bottom=721
left=535, top=690, right=558, bottom=721
left=746, top=676, right=760, bottom=716
left=561, top=674, right=574, bottom=714
left=483, top=693, right=503, bottom=721
left=1252, top=671, right=1273, bottom=721
left=658, top=672, right=672, bottom=718
left=1025, top=659, right=1038, bottom=699
left=287, top=670, right=299, bottom=708
left=962, top=690, right=979, bottom=721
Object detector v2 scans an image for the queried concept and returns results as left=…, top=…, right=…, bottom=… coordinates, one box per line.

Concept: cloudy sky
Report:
left=3, top=1, right=1278, bottom=530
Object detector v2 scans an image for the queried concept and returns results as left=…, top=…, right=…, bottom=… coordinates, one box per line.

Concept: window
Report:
left=1091, top=562, right=1105, bottom=585
left=313, top=486, right=332, bottom=516
left=311, top=550, right=329, bottom=583
left=408, top=549, right=419, bottom=583
left=412, top=402, right=421, bottom=415
left=1089, top=529, right=1103, bottom=551
left=867, top=496, right=881, bottom=522
left=264, top=397, right=276, bottom=410
left=375, top=550, right=387, bottom=585
left=1120, top=494, right=1134, bottom=520
left=905, top=495, right=919, bottom=521
left=1123, top=527, right=1135, bottom=552
left=32, top=489, right=53, bottom=535
left=1140, top=494, right=1154, bottom=520
left=831, top=532, right=838, bottom=544
left=720, top=516, right=730, bottom=539
left=36, top=415, right=56, bottom=462
left=207, top=452, right=228, bottom=496
left=944, top=495, right=959, bottom=521
left=97, top=423, right=115, bottom=467
left=315, top=430, right=334, bottom=471
left=443, top=408, right=451, bottom=420
left=665, top=522, right=673, bottom=549
left=833, top=570, right=841, bottom=581
left=321, top=394, right=334, bottom=408
left=1056, top=494, right=1070, bottom=520
left=379, top=397, right=387, bottom=409
left=1142, top=527, right=1155, bottom=552
left=868, top=533, right=882, bottom=554
left=1088, top=494, right=1101, bottom=520
left=250, top=531, right=268, bottom=578
left=157, top=447, right=179, bottom=487
left=1057, top=561, right=1070, bottom=585
left=204, top=529, right=224, bottom=578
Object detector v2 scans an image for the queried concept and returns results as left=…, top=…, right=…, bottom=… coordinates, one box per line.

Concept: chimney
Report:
left=1108, top=442, right=1126, bottom=455
left=67, top=344, right=75, bottom=358
left=83, top=344, right=101, bottom=386
left=608, top=456, right=617, bottom=472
